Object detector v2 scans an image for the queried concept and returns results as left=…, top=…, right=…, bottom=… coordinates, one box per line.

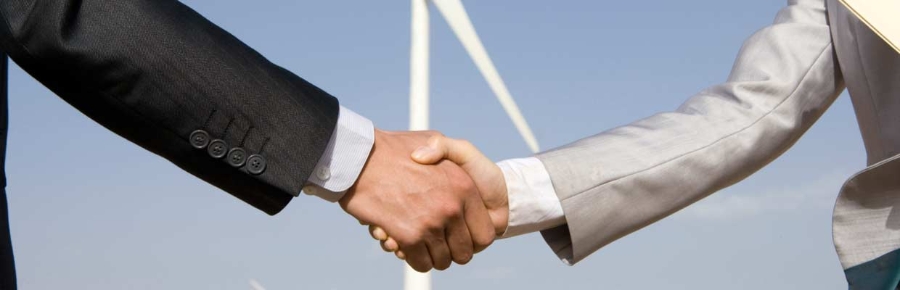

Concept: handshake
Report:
left=338, top=129, right=507, bottom=273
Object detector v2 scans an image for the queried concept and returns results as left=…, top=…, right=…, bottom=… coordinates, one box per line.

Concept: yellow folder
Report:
left=839, top=0, right=900, bottom=54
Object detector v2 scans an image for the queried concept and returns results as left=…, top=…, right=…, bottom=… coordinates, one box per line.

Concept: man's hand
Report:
left=339, top=130, right=495, bottom=272
left=370, top=135, right=509, bottom=261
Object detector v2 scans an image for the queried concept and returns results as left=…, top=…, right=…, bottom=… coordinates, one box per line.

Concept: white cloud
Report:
left=249, top=279, right=266, bottom=290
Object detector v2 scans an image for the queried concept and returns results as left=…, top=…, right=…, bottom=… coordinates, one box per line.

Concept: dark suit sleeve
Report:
left=0, top=0, right=341, bottom=215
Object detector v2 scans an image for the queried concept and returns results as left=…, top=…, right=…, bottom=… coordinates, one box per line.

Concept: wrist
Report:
left=304, top=106, right=375, bottom=200
left=495, top=158, right=563, bottom=238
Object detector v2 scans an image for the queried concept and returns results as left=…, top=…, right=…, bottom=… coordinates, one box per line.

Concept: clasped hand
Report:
left=338, top=129, right=506, bottom=272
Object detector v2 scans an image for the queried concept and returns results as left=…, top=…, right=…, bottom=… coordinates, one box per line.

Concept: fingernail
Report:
left=372, top=228, right=387, bottom=241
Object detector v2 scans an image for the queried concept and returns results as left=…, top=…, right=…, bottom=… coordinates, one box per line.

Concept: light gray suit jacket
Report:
left=536, top=0, right=899, bottom=280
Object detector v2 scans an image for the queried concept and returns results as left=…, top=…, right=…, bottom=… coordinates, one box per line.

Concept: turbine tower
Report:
left=406, top=0, right=540, bottom=289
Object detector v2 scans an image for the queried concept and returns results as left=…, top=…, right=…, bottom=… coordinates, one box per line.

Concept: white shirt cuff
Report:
left=497, top=157, right=566, bottom=238
left=301, top=106, right=375, bottom=202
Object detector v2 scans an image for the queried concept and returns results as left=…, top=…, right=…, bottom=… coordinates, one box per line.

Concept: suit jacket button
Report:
left=246, top=154, right=267, bottom=175
left=190, top=130, right=211, bottom=149
left=207, top=139, right=228, bottom=159
left=227, top=148, right=247, bottom=167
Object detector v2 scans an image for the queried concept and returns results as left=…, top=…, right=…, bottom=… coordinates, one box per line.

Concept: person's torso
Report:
left=828, top=0, right=900, bottom=165
left=827, top=0, right=900, bottom=277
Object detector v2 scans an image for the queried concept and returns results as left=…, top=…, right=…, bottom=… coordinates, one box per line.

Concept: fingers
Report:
left=376, top=234, right=457, bottom=267
left=370, top=236, right=416, bottom=263
left=368, top=225, right=401, bottom=253
left=411, top=136, right=452, bottom=164
left=425, top=235, right=452, bottom=271
left=464, top=193, right=496, bottom=253
left=411, top=143, right=443, bottom=164
left=381, top=238, right=399, bottom=252
left=445, top=213, right=474, bottom=265
left=403, top=243, right=433, bottom=273
left=368, top=225, right=401, bottom=252
left=369, top=225, right=388, bottom=241
left=368, top=215, right=482, bottom=269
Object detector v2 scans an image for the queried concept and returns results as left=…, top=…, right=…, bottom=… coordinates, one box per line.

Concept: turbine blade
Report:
left=432, top=0, right=540, bottom=153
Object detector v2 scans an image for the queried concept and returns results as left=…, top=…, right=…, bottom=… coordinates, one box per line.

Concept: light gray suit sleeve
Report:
left=536, top=0, right=846, bottom=265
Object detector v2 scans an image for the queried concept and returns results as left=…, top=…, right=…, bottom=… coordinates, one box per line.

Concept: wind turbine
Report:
left=406, top=0, right=540, bottom=289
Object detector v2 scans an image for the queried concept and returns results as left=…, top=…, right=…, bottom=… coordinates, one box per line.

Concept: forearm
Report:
left=302, top=106, right=374, bottom=202
left=0, top=0, right=340, bottom=214
left=497, top=158, right=565, bottom=238
left=537, top=0, right=846, bottom=264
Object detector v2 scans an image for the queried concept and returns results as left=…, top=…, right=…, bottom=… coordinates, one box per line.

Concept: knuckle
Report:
left=427, top=136, right=444, bottom=148
left=454, top=252, right=473, bottom=265
left=433, top=254, right=451, bottom=269
left=393, top=232, right=423, bottom=248
left=445, top=167, right=473, bottom=186
left=422, top=217, right=444, bottom=232
left=473, top=235, right=495, bottom=252
left=429, top=233, right=446, bottom=245
left=462, top=175, right=477, bottom=190
left=453, top=175, right=477, bottom=194
left=439, top=202, right=463, bottom=219
left=408, top=232, right=428, bottom=246
left=409, top=260, right=433, bottom=273
left=459, top=140, right=475, bottom=150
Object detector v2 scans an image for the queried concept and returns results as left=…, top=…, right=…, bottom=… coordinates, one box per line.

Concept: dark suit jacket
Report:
left=0, top=0, right=340, bottom=214
left=0, top=1, right=344, bottom=288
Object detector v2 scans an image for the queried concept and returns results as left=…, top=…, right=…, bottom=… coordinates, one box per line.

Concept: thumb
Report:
left=411, top=143, right=443, bottom=164
left=411, top=136, right=478, bottom=167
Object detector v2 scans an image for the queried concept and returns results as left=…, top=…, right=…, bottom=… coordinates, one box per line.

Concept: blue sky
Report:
left=6, top=0, right=863, bottom=289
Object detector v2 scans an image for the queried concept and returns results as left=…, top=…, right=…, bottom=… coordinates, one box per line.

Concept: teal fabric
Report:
left=845, top=249, right=900, bottom=290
